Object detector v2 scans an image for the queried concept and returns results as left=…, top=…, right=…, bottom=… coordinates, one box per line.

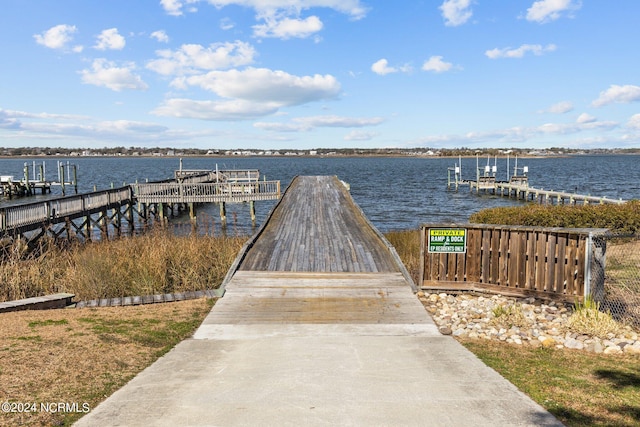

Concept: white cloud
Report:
left=161, top=1, right=366, bottom=39
left=153, top=68, right=340, bottom=121
left=33, top=24, right=81, bottom=51
left=628, top=114, right=640, bottom=130
left=97, top=120, right=169, bottom=133
left=181, top=67, right=340, bottom=106
left=544, top=101, right=573, bottom=114
left=253, top=122, right=301, bottom=132
left=94, top=28, right=126, bottom=50
left=409, top=117, right=619, bottom=147
left=344, top=130, right=378, bottom=141
left=0, top=108, right=182, bottom=144
left=220, top=18, right=235, bottom=30
left=371, top=59, right=412, bottom=75
left=80, top=59, right=148, bottom=91
left=151, top=30, right=170, bottom=43
left=485, top=44, right=556, bottom=59
left=576, top=113, right=596, bottom=124
left=152, top=98, right=280, bottom=120
left=253, top=15, right=323, bottom=39
left=592, top=84, right=640, bottom=107
left=537, top=119, right=617, bottom=135
left=161, top=0, right=367, bottom=20
left=160, top=0, right=196, bottom=16
left=147, top=41, right=256, bottom=76
left=526, top=0, right=582, bottom=23
left=371, top=59, right=394, bottom=75
left=422, top=56, right=454, bottom=73
left=254, top=115, right=384, bottom=132
left=439, top=0, right=473, bottom=27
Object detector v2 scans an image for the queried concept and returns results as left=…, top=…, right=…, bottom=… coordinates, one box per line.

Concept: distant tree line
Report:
left=1, top=146, right=639, bottom=157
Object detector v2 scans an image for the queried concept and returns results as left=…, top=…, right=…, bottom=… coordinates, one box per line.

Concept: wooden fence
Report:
left=419, top=224, right=608, bottom=302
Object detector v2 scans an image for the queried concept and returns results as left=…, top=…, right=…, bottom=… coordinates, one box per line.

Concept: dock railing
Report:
left=419, top=223, right=609, bottom=302
left=174, top=169, right=260, bottom=183
left=0, top=187, right=134, bottom=233
left=133, top=181, right=281, bottom=204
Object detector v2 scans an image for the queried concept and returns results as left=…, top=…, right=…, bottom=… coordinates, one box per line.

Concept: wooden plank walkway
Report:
left=201, top=271, right=429, bottom=327
left=76, top=175, right=563, bottom=427
left=238, top=175, right=399, bottom=273
left=197, top=175, right=427, bottom=332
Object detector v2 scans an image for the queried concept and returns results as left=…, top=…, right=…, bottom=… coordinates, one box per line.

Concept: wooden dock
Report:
left=490, top=181, right=625, bottom=205
left=0, top=168, right=281, bottom=242
left=238, top=176, right=397, bottom=273
left=73, top=175, right=563, bottom=427
left=1, top=161, right=78, bottom=199
left=199, top=175, right=424, bottom=331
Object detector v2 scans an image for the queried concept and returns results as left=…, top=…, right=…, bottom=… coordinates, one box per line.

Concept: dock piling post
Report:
left=250, top=200, right=256, bottom=225
left=23, top=163, right=32, bottom=196
left=59, top=163, right=66, bottom=195
left=189, top=203, right=196, bottom=223
left=219, top=202, right=227, bottom=227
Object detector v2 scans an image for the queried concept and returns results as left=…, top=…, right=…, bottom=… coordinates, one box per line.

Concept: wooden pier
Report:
left=0, top=186, right=136, bottom=243
left=1, top=161, right=78, bottom=199
left=199, top=175, right=423, bottom=330
left=448, top=156, right=625, bottom=205
left=133, top=168, right=280, bottom=225
left=0, top=168, right=280, bottom=244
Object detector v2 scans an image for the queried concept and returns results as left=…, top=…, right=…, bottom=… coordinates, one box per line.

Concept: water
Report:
left=1, top=155, right=639, bottom=233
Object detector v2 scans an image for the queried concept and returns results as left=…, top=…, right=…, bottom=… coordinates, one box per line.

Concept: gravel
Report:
left=417, top=291, right=640, bottom=355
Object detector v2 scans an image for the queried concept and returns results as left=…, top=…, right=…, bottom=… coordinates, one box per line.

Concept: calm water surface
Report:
left=1, top=155, right=639, bottom=233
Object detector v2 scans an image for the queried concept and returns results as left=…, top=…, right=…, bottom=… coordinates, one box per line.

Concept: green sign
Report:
left=428, top=228, right=467, bottom=253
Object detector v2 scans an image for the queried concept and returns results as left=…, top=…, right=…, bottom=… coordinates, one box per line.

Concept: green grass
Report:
left=28, top=319, right=69, bottom=328
left=387, top=228, right=640, bottom=426
left=461, top=340, right=640, bottom=426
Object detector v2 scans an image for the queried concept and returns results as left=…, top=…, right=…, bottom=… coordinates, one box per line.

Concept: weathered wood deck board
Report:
left=238, top=176, right=399, bottom=273
left=203, top=272, right=430, bottom=325
left=205, top=176, right=426, bottom=329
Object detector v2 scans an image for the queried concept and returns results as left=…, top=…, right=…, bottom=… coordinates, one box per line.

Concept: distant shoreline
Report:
left=1, top=152, right=638, bottom=160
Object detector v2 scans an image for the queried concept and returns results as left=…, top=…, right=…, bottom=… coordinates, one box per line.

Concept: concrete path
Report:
left=74, top=176, right=562, bottom=426
left=74, top=284, right=562, bottom=426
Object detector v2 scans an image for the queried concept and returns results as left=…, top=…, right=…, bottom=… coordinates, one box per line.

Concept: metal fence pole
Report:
left=584, top=232, right=592, bottom=299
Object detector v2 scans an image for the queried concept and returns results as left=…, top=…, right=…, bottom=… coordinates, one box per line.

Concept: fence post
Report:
left=419, top=226, right=426, bottom=288
left=585, top=231, right=607, bottom=302
left=584, top=232, right=592, bottom=299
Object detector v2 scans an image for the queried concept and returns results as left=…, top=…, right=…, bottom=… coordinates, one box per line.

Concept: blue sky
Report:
left=1, top=0, right=639, bottom=150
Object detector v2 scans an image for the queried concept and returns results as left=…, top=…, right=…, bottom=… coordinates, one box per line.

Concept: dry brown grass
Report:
left=384, top=229, right=421, bottom=284
left=1, top=230, right=246, bottom=302
left=0, top=299, right=213, bottom=427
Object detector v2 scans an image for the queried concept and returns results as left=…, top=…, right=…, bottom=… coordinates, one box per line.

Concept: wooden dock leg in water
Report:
left=112, top=207, right=121, bottom=237
left=158, top=203, right=166, bottom=227
left=85, top=214, right=92, bottom=241
left=189, top=203, right=196, bottom=224
left=219, top=202, right=227, bottom=227
left=250, top=200, right=256, bottom=225
left=126, top=204, right=135, bottom=235
left=100, top=208, right=109, bottom=240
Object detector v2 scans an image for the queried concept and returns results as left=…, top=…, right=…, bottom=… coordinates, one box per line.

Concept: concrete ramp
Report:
left=75, top=176, right=561, bottom=426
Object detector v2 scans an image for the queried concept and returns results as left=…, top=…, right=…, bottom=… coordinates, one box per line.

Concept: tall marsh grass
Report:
left=0, top=230, right=246, bottom=302
left=384, top=229, right=421, bottom=284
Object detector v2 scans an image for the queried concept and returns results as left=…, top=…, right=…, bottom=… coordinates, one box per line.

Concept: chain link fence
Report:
left=592, top=233, right=640, bottom=327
